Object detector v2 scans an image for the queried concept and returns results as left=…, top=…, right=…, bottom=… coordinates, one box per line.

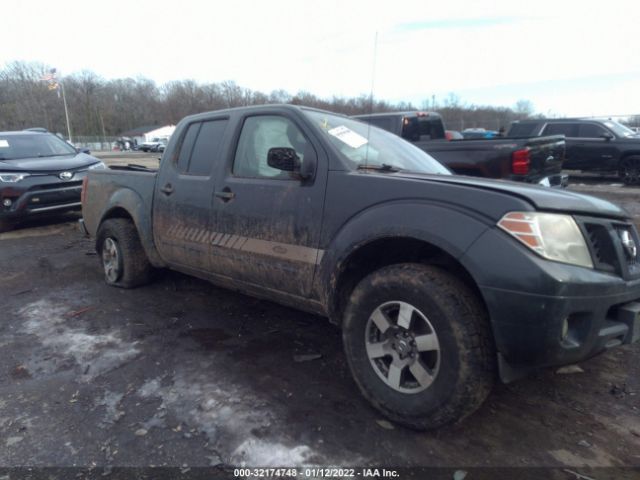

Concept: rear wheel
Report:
left=0, top=219, right=11, bottom=233
left=342, top=263, right=496, bottom=430
left=619, top=156, right=640, bottom=185
left=96, top=218, right=153, bottom=288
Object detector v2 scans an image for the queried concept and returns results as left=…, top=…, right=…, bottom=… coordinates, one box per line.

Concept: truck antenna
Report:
left=365, top=31, right=378, bottom=166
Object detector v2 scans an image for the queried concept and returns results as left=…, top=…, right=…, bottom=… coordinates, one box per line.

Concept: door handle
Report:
left=160, top=183, right=174, bottom=195
left=215, top=188, right=235, bottom=202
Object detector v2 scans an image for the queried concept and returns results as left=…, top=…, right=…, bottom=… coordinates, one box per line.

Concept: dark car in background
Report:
left=354, top=111, right=567, bottom=187
left=0, top=130, right=106, bottom=231
left=508, top=118, right=640, bottom=184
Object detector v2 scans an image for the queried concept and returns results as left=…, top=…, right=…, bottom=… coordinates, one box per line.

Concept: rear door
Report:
left=574, top=123, right=619, bottom=170
left=541, top=123, right=580, bottom=168
left=523, top=136, right=565, bottom=178
left=152, top=117, right=229, bottom=272
left=208, top=111, right=327, bottom=297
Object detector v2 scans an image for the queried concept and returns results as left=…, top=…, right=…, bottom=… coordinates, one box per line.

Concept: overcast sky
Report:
left=1, top=0, right=639, bottom=117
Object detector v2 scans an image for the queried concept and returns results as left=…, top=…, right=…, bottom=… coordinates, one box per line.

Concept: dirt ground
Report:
left=0, top=156, right=639, bottom=475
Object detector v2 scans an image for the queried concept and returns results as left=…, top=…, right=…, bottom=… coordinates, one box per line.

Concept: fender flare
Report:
left=97, top=188, right=165, bottom=267
left=317, top=200, right=491, bottom=317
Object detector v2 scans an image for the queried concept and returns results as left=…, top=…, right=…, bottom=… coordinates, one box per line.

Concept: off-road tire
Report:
left=619, top=156, right=640, bottom=185
left=342, top=263, right=496, bottom=430
left=96, top=218, right=153, bottom=288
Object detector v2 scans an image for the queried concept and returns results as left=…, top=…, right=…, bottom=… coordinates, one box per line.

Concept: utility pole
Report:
left=60, top=79, right=72, bottom=143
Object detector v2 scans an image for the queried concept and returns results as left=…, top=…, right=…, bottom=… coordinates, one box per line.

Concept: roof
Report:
left=0, top=130, right=50, bottom=136
left=513, top=117, right=606, bottom=124
left=179, top=104, right=353, bottom=124
left=353, top=111, right=442, bottom=119
left=119, top=125, right=163, bottom=137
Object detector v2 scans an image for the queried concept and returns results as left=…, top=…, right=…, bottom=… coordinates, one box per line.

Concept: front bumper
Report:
left=481, top=285, right=640, bottom=381
left=462, top=221, right=640, bottom=381
left=0, top=176, right=85, bottom=223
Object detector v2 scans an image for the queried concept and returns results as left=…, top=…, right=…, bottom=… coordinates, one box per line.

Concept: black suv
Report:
left=508, top=118, right=640, bottom=184
left=0, top=130, right=105, bottom=231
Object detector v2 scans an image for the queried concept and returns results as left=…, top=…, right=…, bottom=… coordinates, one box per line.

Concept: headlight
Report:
left=0, top=172, right=30, bottom=183
left=88, top=162, right=107, bottom=170
left=498, top=212, right=593, bottom=269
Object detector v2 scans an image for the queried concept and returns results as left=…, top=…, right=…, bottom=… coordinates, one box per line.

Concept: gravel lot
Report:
left=1, top=154, right=639, bottom=475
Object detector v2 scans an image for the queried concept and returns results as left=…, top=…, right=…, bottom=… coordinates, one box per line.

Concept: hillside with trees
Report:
left=1, top=61, right=537, bottom=139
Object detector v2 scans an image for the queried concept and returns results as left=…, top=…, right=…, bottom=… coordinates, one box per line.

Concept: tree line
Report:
left=1, top=61, right=538, bottom=138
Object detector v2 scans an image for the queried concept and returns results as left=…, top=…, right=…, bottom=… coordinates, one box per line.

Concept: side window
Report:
left=579, top=124, right=607, bottom=138
left=232, top=116, right=309, bottom=179
left=188, top=120, right=228, bottom=176
left=176, top=123, right=201, bottom=172
left=176, top=120, right=228, bottom=176
left=542, top=123, right=579, bottom=137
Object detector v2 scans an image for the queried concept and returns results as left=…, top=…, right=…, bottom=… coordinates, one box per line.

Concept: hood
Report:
left=0, top=152, right=101, bottom=172
left=395, top=172, right=629, bottom=219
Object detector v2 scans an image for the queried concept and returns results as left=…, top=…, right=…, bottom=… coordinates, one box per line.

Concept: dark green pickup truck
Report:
left=81, top=105, right=640, bottom=429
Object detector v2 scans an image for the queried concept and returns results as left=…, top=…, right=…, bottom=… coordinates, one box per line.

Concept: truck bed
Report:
left=82, top=167, right=157, bottom=238
left=417, top=135, right=565, bottom=183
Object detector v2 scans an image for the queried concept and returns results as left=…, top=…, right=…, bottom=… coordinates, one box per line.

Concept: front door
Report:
left=153, top=118, right=229, bottom=272
left=573, top=123, right=619, bottom=171
left=209, top=112, right=326, bottom=297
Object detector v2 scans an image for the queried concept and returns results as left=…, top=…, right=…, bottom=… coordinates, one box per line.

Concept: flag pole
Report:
left=60, top=79, right=72, bottom=143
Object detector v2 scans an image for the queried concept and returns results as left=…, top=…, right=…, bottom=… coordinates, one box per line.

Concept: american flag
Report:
left=41, top=68, right=59, bottom=93
left=40, top=68, right=57, bottom=82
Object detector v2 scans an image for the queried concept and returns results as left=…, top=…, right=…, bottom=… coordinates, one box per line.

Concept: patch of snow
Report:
left=18, top=299, right=139, bottom=379
left=230, top=438, right=313, bottom=467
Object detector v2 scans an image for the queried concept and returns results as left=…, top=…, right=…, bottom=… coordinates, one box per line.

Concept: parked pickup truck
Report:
left=81, top=105, right=640, bottom=430
left=508, top=118, right=640, bottom=184
left=354, top=111, right=567, bottom=187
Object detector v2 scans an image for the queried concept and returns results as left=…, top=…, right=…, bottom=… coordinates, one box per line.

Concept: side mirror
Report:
left=601, top=132, right=614, bottom=141
left=77, top=147, right=91, bottom=154
left=267, top=147, right=301, bottom=172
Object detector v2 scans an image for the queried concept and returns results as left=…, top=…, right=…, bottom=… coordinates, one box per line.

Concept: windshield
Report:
left=0, top=133, right=77, bottom=160
left=603, top=120, right=637, bottom=138
left=303, top=110, right=451, bottom=175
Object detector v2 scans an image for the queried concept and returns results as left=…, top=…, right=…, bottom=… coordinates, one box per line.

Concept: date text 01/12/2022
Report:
left=232, top=467, right=400, bottom=477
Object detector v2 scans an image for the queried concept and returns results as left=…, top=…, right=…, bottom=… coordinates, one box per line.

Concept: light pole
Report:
left=59, top=78, right=72, bottom=143
left=41, top=68, right=73, bottom=143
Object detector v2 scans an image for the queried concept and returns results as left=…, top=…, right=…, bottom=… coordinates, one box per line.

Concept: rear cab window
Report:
left=401, top=116, right=445, bottom=141
left=508, top=123, right=538, bottom=137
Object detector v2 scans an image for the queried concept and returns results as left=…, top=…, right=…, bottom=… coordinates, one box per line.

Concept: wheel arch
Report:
left=327, top=235, right=488, bottom=327
left=96, top=197, right=164, bottom=267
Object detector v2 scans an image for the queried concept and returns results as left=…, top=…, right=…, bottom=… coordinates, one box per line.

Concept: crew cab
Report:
left=508, top=118, right=640, bottom=184
left=81, top=105, right=640, bottom=430
left=0, top=130, right=105, bottom=232
left=353, top=111, right=567, bottom=187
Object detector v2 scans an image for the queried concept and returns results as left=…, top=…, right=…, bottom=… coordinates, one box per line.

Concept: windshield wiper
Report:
left=357, top=163, right=402, bottom=172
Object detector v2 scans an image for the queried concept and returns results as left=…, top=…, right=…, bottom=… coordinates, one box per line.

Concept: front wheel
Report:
left=96, top=218, right=153, bottom=288
left=619, top=156, right=640, bottom=185
left=342, top=263, right=496, bottom=430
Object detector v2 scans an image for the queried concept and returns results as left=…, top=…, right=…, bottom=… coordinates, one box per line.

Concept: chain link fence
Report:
left=73, top=136, right=120, bottom=152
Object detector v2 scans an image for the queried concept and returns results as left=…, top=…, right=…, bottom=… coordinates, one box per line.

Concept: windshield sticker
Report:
left=328, top=126, right=368, bottom=149
left=0, top=140, right=9, bottom=148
